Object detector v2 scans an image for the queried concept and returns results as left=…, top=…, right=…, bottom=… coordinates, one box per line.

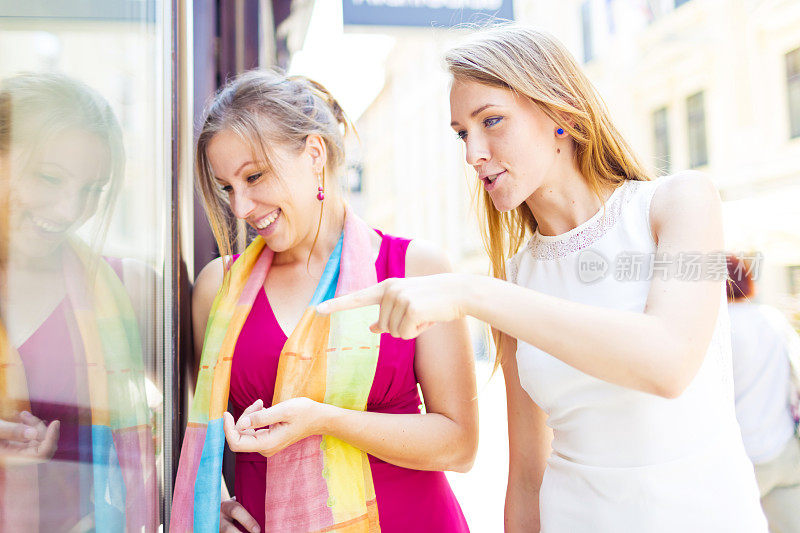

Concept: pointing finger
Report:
left=315, top=285, right=383, bottom=315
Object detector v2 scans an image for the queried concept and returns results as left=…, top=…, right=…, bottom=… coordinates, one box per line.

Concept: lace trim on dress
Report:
left=507, top=255, right=520, bottom=285
left=527, top=180, right=642, bottom=261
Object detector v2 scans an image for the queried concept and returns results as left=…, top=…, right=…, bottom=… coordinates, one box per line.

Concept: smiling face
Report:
left=449, top=79, right=563, bottom=213
left=206, top=129, right=324, bottom=254
left=8, top=128, right=112, bottom=262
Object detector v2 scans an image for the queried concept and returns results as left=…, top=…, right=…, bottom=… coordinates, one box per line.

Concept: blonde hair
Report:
left=445, top=25, right=650, bottom=367
left=196, top=69, right=351, bottom=267
left=0, top=72, right=124, bottom=258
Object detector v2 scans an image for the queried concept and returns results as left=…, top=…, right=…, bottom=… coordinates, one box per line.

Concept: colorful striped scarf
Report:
left=0, top=239, right=158, bottom=532
left=171, top=209, right=381, bottom=532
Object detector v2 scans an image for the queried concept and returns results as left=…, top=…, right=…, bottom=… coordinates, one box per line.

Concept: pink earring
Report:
left=316, top=168, right=325, bottom=201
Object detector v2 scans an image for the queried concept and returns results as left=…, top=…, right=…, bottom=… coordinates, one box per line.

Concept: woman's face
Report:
left=207, top=129, right=322, bottom=253
left=8, top=128, right=112, bottom=262
left=449, top=79, right=562, bottom=212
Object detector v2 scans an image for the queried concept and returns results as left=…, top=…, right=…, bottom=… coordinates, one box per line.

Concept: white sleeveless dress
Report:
left=508, top=176, right=768, bottom=532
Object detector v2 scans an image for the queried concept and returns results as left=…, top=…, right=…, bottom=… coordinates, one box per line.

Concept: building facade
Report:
left=354, top=0, right=800, bottom=311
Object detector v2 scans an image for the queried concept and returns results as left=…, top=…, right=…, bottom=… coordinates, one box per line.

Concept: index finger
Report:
left=315, top=285, right=383, bottom=315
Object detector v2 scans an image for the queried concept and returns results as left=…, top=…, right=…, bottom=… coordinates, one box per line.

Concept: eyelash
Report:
left=455, top=116, right=504, bottom=141
left=220, top=172, right=262, bottom=192
left=38, top=173, right=60, bottom=185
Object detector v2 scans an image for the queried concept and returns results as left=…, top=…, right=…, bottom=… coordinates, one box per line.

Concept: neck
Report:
left=273, top=196, right=346, bottom=269
left=7, top=244, right=64, bottom=276
left=525, top=164, right=616, bottom=237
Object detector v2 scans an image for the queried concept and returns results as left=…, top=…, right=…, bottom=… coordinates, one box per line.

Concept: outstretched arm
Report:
left=319, top=173, right=724, bottom=399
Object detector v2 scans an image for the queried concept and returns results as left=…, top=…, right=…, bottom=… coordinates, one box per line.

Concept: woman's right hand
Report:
left=220, top=497, right=260, bottom=533
left=0, top=411, right=60, bottom=465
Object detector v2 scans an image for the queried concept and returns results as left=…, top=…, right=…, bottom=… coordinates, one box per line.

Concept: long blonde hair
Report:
left=195, top=69, right=351, bottom=268
left=445, top=25, right=650, bottom=367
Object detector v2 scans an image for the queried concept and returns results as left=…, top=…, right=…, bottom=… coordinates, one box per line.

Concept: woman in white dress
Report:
left=319, top=25, right=768, bottom=532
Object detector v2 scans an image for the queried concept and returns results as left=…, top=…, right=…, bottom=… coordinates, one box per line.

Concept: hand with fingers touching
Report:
left=0, top=411, right=60, bottom=465
left=223, top=397, right=328, bottom=458
left=316, top=274, right=471, bottom=340
left=220, top=496, right=260, bottom=533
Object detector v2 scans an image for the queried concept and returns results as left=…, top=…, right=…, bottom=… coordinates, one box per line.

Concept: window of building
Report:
left=581, top=1, right=594, bottom=63
left=686, top=91, right=708, bottom=168
left=0, top=2, right=173, bottom=527
left=346, top=161, right=364, bottom=193
left=786, top=46, right=800, bottom=139
left=652, top=106, right=671, bottom=174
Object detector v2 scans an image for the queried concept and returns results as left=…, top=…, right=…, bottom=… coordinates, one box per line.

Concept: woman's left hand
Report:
left=315, top=273, right=470, bottom=340
left=223, top=397, right=328, bottom=458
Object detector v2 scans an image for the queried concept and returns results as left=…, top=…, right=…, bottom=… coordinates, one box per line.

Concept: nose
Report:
left=464, top=136, right=490, bottom=167
left=229, top=187, right=256, bottom=220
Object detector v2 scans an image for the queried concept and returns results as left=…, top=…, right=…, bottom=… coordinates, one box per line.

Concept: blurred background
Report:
left=1, top=0, right=798, bottom=530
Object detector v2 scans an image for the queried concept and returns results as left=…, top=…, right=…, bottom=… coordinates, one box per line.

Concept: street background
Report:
left=1, top=0, right=799, bottom=529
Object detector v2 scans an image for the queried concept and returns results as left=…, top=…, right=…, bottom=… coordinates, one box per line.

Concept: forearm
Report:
left=318, top=404, right=474, bottom=472
left=464, top=275, right=709, bottom=397
left=504, top=479, right=541, bottom=533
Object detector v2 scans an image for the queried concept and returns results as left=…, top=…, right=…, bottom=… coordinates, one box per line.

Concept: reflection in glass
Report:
left=0, top=73, right=157, bottom=531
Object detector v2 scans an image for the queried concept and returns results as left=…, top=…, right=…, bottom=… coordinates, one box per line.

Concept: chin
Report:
left=489, top=195, right=520, bottom=214
left=261, top=232, right=293, bottom=253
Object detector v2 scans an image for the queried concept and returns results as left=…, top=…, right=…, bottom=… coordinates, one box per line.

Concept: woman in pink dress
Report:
left=191, top=70, right=477, bottom=532
left=0, top=73, right=157, bottom=532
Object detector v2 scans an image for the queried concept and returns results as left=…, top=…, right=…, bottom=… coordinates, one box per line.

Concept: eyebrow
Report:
left=40, top=161, right=74, bottom=178
left=450, top=104, right=500, bottom=127
left=216, top=160, right=255, bottom=184
left=41, top=161, right=109, bottom=186
left=234, top=160, right=254, bottom=176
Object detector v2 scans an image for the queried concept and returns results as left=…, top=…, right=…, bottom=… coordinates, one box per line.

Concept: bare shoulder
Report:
left=193, top=257, right=226, bottom=311
left=120, top=257, right=157, bottom=282
left=405, top=239, right=454, bottom=277
left=650, top=171, right=721, bottom=242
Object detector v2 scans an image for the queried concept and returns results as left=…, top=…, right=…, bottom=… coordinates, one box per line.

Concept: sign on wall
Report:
left=342, top=0, right=514, bottom=28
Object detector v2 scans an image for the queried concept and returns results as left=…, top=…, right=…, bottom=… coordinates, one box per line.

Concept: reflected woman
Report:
left=0, top=73, right=157, bottom=532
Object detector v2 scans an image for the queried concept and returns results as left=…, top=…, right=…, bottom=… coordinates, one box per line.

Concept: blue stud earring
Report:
left=556, top=128, right=565, bottom=136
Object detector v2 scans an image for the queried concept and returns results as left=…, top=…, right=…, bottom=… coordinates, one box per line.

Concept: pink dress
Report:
left=16, top=258, right=123, bottom=532
left=229, top=232, right=470, bottom=532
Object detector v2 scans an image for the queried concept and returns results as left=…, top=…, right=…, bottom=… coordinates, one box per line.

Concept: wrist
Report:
left=457, top=273, right=487, bottom=319
left=313, top=401, right=338, bottom=436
